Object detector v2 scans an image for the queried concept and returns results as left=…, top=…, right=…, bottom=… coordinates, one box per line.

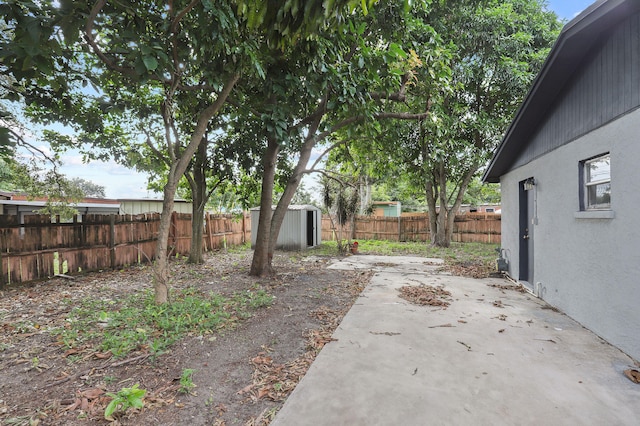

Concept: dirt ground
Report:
left=0, top=248, right=487, bottom=425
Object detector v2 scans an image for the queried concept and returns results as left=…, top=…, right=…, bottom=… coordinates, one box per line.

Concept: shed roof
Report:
left=250, top=205, right=321, bottom=211
left=483, top=0, right=638, bottom=183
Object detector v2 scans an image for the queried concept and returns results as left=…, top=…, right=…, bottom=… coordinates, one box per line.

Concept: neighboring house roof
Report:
left=117, top=198, right=191, bottom=203
left=2, top=192, right=120, bottom=205
left=483, top=0, right=639, bottom=183
left=0, top=199, right=120, bottom=210
left=371, top=201, right=400, bottom=206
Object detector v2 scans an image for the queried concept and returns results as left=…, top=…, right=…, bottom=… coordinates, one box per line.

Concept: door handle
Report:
left=523, top=235, right=529, bottom=240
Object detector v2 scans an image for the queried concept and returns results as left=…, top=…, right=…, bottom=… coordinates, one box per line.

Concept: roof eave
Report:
left=483, top=0, right=635, bottom=183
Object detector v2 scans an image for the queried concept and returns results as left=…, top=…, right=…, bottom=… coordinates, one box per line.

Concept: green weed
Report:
left=179, top=368, right=196, bottom=394
left=227, top=242, right=251, bottom=253
left=50, top=286, right=274, bottom=359
left=103, top=375, right=117, bottom=385
left=104, top=384, right=146, bottom=420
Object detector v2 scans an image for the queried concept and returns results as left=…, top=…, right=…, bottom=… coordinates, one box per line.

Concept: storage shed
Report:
left=250, top=205, right=321, bottom=250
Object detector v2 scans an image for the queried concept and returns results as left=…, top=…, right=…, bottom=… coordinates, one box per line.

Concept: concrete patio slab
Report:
left=273, top=255, right=640, bottom=426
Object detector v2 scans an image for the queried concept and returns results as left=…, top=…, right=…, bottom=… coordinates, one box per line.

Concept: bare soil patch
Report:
left=0, top=250, right=370, bottom=425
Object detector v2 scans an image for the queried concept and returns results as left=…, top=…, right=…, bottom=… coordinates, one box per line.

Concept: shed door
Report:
left=518, top=178, right=534, bottom=289
left=306, top=210, right=316, bottom=247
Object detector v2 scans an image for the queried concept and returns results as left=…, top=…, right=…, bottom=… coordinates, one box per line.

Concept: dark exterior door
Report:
left=519, top=178, right=535, bottom=287
left=306, top=210, right=315, bottom=247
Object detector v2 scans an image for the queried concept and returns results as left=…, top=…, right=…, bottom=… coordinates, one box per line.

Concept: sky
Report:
left=547, top=0, right=595, bottom=20
left=49, top=0, right=596, bottom=200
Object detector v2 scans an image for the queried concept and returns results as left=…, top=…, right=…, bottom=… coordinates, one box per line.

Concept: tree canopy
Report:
left=1, top=0, right=562, bottom=290
left=332, top=0, right=561, bottom=246
left=1, top=0, right=379, bottom=300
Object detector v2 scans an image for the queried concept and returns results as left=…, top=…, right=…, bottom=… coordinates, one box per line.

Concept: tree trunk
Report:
left=152, top=73, right=239, bottom=303
left=445, top=166, right=480, bottom=246
left=249, top=136, right=279, bottom=276
left=266, top=135, right=318, bottom=265
left=251, top=113, right=322, bottom=276
left=432, top=211, right=450, bottom=247
left=427, top=161, right=450, bottom=248
left=189, top=189, right=206, bottom=263
left=153, top=177, right=177, bottom=304
left=425, top=161, right=480, bottom=248
left=188, top=137, right=208, bottom=264
left=425, top=178, right=438, bottom=246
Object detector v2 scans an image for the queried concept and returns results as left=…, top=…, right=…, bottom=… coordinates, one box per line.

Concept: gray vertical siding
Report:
left=250, top=206, right=321, bottom=250
left=512, top=11, right=640, bottom=170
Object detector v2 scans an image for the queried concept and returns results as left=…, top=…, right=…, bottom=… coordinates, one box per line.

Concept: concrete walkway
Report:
left=273, top=255, right=640, bottom=426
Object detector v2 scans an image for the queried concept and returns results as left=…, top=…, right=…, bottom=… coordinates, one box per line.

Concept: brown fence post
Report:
left=0, top=250, right=4, bottom=289
left=208, top=213, right=214, bottom=251
left=109, top=214, right=116, bottom=269
left=240, top=213, right=244, bottom=244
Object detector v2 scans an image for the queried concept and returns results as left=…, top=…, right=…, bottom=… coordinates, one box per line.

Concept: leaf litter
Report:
left=0, top=251, right=369, bottom=425
left=398, top=284, right=452, bottom=308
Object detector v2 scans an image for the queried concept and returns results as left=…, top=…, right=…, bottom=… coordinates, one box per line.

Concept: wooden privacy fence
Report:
left=321, top=213, right=501, bottom=244
left=0, top=212, right=250, bottom=286
left=1, top=210, right=495, bottom=286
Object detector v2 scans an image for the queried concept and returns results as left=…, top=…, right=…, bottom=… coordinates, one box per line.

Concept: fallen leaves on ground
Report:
left=1, top=250, right=365, bottom=425
left=624, top=369, right=640, bottom=384
left=398, top=284, right=451, bottom=308
left=240, top=307, right=346, bottom=405
left=488, top=283, right=527, bottom=293
left=448, top=261, right=492, bottom=279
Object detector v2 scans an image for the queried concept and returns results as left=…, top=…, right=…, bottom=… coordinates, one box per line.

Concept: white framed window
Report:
left=581, top=153, right=611, bottom=210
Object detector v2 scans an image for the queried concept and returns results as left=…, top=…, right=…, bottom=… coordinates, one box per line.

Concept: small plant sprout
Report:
left=103, top=375, right=117, bottom=385
left=104, top=384, right=146, bottom=420
left=179, top=368, right=196, bottom=394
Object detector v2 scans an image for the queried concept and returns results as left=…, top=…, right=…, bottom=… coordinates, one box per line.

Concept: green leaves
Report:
left=141, top=55, right=158, bottom=72
left=0, top=127, right=16, bottom=153
left=104, top=384, right=146, bottom=420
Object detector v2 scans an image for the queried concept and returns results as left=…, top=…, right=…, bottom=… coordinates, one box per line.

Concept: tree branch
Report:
left=308, top=169, right=357, bottom=188
left=84, top=0, right=139, bottom=79
left=170, top=0, right=200, bottom=34
left=173, top=72, right=241, bottom=183
left=373, top=111, right=430, bottom=120
left=308, top=138, right=351, bottom=172
left=141, top=128, right=170, bottom=167
left=369, top=72, right=411, bottom=102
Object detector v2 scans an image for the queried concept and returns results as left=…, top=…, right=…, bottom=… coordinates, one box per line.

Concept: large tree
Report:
left=1, top=1, right=248, bottom=303
left=247, top=1, right=431, bottom=276
left=419, top=0, right=560, bottom=246
left=1, top=0, right=374, bottom=301
left=340, top=0, right=561, bottom=246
